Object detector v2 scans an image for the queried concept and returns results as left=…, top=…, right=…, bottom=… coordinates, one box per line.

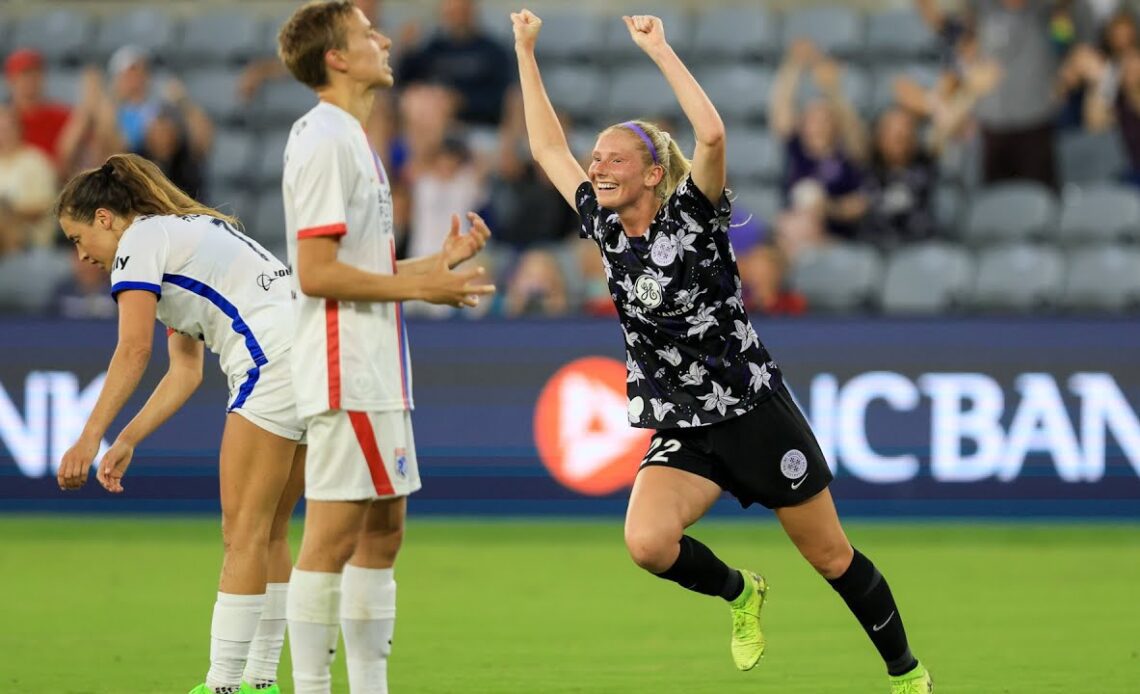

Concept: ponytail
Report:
left=604, top=119, right=692, bottom=200
left=55, top=153, right=238, bottom=226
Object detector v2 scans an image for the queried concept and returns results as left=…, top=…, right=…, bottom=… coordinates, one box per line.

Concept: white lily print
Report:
left=626, top=355, right=644, bottom=384
left=622, top=327, right=641, bottom=347
left=677, top=414, right=702, bottom=428
left=679, top=209, right=704, bottom=238
left=698, top=381, right=741, bottom=416
left=642, top=265, right=671, bottom=289
left=650, top=398, right=675, bottom=421
left=605, top=232, right=629, bottom=255
left=655, top=345, right=682, bottom=366
left=616, top=274, right=634, bottom=300
left=685, top=304, right=717, bottom=339
left=679, top=361, right=708, bottom=387
left=732, top=320, right=759, bottom=351
left=673, top=228, right=699, bottom=260
left=749, top=362, right=773, bottom=392
left=706, top=238, right=721, bottom=263
left=725, top=293, right=744, bottom=312
left=602, top=257, right=613, bottom=280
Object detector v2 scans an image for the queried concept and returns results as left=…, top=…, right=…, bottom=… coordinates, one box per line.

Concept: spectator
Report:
left=1083, top=46, right=1140, bottom=180
left=108, top=46, right=161, bottom=153
left=49, top=254, right=117, bottom=320
left=770, top=40, right=869, bottom=241
left=504, top=249, right=570, bottom=316
left=4, top=49, right=86, bottom=171
left=964, top=0, right=1095, bottom=189
left=487, top=155, right=577, bottom=250
left=407, top=133, right=486, bottom=261
left=138, top=104, right=208, bottom=198
left=0, top=105, right=58, bottom=254
left=859, top=108, right=938, bottom=246
left=396, top=0, right=515, bottom=126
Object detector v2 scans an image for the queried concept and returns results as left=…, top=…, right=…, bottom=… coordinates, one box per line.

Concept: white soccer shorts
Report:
left=304, top=409, right=421, bottom=501
left=228, top=353, right=306, bottom=442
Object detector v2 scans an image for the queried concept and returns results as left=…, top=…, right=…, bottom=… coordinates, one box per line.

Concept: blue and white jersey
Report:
left=109, top=213, right=294, bottom=409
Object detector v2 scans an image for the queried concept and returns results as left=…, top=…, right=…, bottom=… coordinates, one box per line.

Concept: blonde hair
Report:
left=602, top=119, right=692, bottom=200
left=277, top=0, right=355, bottom=89
left=55, top=153, right=238, bottom=226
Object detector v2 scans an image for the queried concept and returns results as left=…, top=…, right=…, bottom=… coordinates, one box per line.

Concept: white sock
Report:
left=206, top=592, right=266, bottom=693
left=287, top=570, right=342, bottom=694
left=243, top=582, right=289, bottom=688
left=341, top=565, right=397, bottom=694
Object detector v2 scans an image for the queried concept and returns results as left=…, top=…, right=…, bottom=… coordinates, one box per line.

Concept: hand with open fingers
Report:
left=443, top=211, right=493, bottom=268
left=421, top=255, right=496, bottom=308
left=96, top=440, right=135, bottom=494
left=623, top=15, right=667, bottom=53
left=511, top=9, right=543, bottom=49
left=57, top=437, right=100, bottom=491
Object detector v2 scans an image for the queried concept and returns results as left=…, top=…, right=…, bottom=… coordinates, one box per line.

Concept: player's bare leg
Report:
left=242, top=446, right=306, bottom=692
left=777, top=489, right=931, bottom=691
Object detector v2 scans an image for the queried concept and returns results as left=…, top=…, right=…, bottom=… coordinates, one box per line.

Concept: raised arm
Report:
left=97, top=331, right=205, bottom=493
left=511, top=9, right=587, bottom=207
left=57, top=290, right=156, bottom=490
left=813, top=58, right=869, bottom=162
left=624, top=15, right=725, bottom=201
left=770, top=41, right=814, bottom=139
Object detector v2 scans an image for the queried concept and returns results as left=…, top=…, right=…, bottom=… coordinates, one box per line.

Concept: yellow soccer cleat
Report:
left=728, top=570, right=768, bottom=671
left=889, top=662, right=934, bottom=694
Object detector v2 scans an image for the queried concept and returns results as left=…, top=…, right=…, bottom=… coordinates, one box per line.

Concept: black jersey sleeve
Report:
left=575, top=181, right=600, bottom=242
left=669, top=174, right=732, bottom=236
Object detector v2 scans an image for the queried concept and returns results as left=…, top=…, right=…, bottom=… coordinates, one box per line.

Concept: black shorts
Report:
left=638, top=384, right=833, bottom=509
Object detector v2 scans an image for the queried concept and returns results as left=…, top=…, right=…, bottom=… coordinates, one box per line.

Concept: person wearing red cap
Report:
left=5, top=49, right=72, bottom=164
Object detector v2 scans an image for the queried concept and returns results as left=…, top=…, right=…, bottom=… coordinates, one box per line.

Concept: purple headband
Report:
left=622, top=121, right=659, bottom=164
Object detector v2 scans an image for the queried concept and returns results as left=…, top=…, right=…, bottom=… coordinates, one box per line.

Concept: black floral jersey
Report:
left=576, top=174, right=783, bottom=430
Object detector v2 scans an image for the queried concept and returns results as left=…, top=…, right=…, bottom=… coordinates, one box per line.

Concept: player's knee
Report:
left=221, top=511, right=273, bottom=554
left=357, top=525, right=404, bottom=564
left=624, top=526, right=676, bottom=573
left=804, top=540, right=854, bottom=580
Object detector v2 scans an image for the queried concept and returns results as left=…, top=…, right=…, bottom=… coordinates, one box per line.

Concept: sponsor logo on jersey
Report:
left=256, top=268, right=291, bottom=291
left=113, top=255, right=129, bottom=271
left=534, top=357, right=653, bottom=495
left=634, top=275, right=663, bottom=309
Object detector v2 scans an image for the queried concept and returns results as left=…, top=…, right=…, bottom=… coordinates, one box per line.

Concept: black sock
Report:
left=827, top=548, right=918, bottom=676
left=654, top=535, right=744, bottom=601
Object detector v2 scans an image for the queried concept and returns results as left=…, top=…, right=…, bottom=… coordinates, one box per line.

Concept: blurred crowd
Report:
left=3, top=0, right=1140, bottom=318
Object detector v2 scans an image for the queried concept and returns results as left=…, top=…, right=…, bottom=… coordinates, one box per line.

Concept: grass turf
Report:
left=1, top=517, right=1137, bottom=693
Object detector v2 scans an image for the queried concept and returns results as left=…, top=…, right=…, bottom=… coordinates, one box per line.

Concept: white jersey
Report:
left=282, top=101, right=413, bottom=419
left=109, top=214, right=294, bottom=410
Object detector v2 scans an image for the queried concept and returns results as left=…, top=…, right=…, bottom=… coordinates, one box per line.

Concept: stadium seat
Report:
left=694, top=66, right=773, bottom=123
left=963, top=183, right=1057, bottom=245
left=603, top=10, right=692, bottom=61
left=534, top=10, right=605, bottom=63
left=605, top=66, right=682, bottom=121
left=205, top=130, right=257, bottom=196
left=692, top=7, right=780, bottom=61
left=732, top=185, right=783, bottom=226
left=12, top=9, right=95, bottom=64
left=184, top=69, right=247, bottom=125
left=970, top=243, right=1065, bottom=311
left=880, top=242, right=974, bottom=313
left=726, top=130, right=783, bottom=184
left=782, top=7, right=864, bottom=58
left=1057, top=183, right=1140, bottom=245
left=178, top=11, right=263, bottom=65
left=255, top=132, right=291, bottom=190
left=0, top=248, right=72, bottom=314
left=1061, top=245, right=1140, bottom=311
left=256, top=79, right=318, bottom=127
left=1058, top=130, right=1126, bottom=185
left=796, top=65, right=870, bottom=116
left=870, top=63, right=940, bottom=115
left=251, top=191, right=287, bottom=248
left=92, top=8, right=179, bottom=65
left=934, top=185, right=964, bottom=236
left=477, top=3, right=515, bottom=45
left=865, top=9, right=937, bottom=59
left=791, top=242, right=882, bottom=311
left=544, top=66, right=608, bottom=121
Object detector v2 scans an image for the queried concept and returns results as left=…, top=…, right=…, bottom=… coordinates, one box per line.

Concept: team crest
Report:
left=395, top=448, right=408, bottom=478
left=650, top=234, right=678, bottom=267
left=780, top=449, right=808, bottom=479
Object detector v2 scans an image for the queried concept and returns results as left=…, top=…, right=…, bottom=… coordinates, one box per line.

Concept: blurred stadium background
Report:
left=1, top=0, right=1138, bottom=692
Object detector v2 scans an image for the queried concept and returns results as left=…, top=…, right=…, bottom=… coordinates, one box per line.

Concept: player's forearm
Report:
left=81, top=342, right=152, bottom=442
left=647, top=44, right=725, bottom=146
left=515, top=45, right=572, bottom=160
left=398, top=252, right=446, bottom=275
left=115, top=365, right=202, bottom=447
left=300, top=258, right=424, bottom=302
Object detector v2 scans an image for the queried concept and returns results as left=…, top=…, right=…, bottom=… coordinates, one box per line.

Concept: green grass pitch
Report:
left=2, top=516, right=1137, bottom=693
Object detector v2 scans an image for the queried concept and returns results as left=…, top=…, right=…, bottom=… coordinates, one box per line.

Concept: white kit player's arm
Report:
left=395, top=211, right=492, bottom=275
left=96, top=331, right=205, bottom=493
left=293, top=140, right=494, bottom=307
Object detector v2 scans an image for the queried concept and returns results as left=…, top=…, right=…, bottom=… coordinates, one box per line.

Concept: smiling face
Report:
left=58, top=210, right=127, bottom=271
left=336, top=7, right=394, bottom=90
left=588, top=129, right=663, bottom=210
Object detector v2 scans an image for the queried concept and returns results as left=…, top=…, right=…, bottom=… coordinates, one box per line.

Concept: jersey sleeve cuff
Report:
left=298, top=223, right=348, bottom=239
left=110, top=281, right=162, bottom=301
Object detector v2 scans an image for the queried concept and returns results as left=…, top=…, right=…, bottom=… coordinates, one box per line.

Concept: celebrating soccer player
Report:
left=512, top=9, right=933, bottom=692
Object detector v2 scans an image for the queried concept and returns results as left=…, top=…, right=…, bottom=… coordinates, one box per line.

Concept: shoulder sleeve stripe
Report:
left=110, top=281, right=162, bottom=300
left=298, top=223, right=348, bottom=239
